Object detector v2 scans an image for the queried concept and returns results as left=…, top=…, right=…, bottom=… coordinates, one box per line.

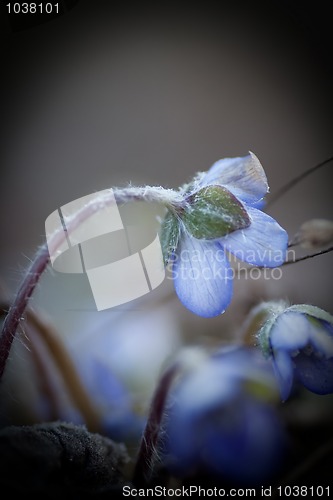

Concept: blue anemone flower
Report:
left=161, top=153, right=288, bottom=317
left=66, top=306, right=181, bottom=441
left=161, top=347, right=285, bottom=486
left=254, top=302, right=333, bottom=401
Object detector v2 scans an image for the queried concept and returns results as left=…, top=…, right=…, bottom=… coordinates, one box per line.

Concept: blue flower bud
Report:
left=161, top=348, right=285, bottom=485
left=250, top=301, right=333, bottom=401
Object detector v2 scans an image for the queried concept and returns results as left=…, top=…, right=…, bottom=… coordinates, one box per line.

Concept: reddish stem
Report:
left=0, top=244, right=50, bottom=379
left=132, top=363, right=179, bottom=487
left=0, top=187, right=179, bottom=380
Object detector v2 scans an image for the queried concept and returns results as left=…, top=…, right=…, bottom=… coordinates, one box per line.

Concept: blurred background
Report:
left=0, top=0, right=333, bottom=436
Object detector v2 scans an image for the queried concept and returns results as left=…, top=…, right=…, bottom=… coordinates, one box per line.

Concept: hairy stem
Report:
left=0, top=244, right=50, bottom=379
left=0, top=186, right=181, bottom=380
left=133, top=363, right=179, bottom=487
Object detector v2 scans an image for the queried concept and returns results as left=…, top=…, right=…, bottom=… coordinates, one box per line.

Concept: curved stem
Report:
left=0, top=244, right=50, bottom=379
left=0, top=186, right=180, bottom=380
left=132, top=362, right=179, bottom=487
left=266, top=156, right=333, bottom=207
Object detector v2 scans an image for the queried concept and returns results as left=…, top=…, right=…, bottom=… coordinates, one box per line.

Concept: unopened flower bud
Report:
left=294, top=219, right=333, bottom=250
left=245, top=301, right=333, bottom=401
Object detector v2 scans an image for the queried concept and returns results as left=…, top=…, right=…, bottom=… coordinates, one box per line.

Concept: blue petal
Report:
left=270, top=312, right=310, bottom=351
left=250, top=198, right=266, bottom=210
left=173, top=235, right=233, bottom=317
left=163, top=404, right=203, bottom=475
left=294, top=353, right=333, bottom=394
left=204, top=397, right=284, bottom=485
left=271, top=312, right=333, bottom=358
left=213, top=346, right=277, bottom=388
left=164, top=360, right=285, bottom=483
left=272, top=350, right=294, bottom=401
left=176, top=359, right=240, bottom=412
left=219, top=206, right=288, bottom=267
left=91, top=359, right=131, bottom=410
left=307, top=320, right=333, bottom=358
left=201, top=152, right=268, bottom=205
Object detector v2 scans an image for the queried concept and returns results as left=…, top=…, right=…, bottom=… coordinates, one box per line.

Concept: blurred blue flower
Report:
left=67, top=306, right=181, bottom=441
left=162, top=153, right=288, bottom=317
left=80, top=358, right=145, bottom=442
left=161, top=347, right=285, bottom=486
left=254, top=302, right=333, bottom=401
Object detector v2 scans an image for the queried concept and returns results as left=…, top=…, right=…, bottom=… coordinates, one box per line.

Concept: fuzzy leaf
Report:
left=182, top=185, right=250, bottom=240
